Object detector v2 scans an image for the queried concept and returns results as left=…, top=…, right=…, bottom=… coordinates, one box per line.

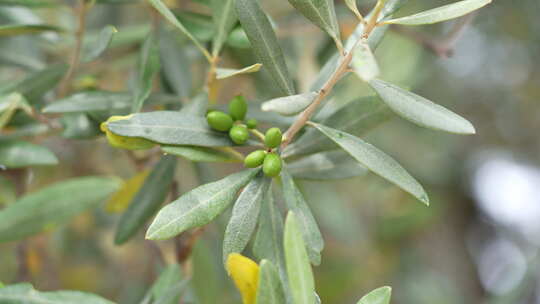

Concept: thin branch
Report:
left=391, top=12, right=477, bottom=58
left=57, top=0, right=89, bottom=97
left=281, top=4, right=384, bottom=148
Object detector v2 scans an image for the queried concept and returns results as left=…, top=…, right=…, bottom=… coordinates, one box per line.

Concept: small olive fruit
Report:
left=207, top=111, right=234, bottom=132
left=229, top=95, right=248, bottom=121
left=100, top=115, right=155, bottom=150
left=244, top=150, right=266, bottom=168
left=229, top=125, right=249, bottom=145
left=264, top=127, right=282, bottom=148
left=246, top=118, right=258, bottom=129
left=263, top=153, right=282, bottom=177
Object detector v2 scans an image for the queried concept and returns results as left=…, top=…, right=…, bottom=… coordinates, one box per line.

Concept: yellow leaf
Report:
left=105, top=170, right=150, bottom=213
left=226, top=253, right=260, bottom=304
left=100, top=115, right=156, bottom=150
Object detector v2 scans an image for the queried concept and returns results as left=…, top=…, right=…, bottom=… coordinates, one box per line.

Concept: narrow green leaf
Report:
left=384, top=0, right=491, bottom=25
left=82, top=25, right=117, bottom=63
left=255, top=260, right=286, bottom=304
left=357, top=286, right=392, bottom=304
left=235, top=0, right=295, bottom=96
left=106, top=111, right=236, bottom=147
left=0, top=283, right=115, bottom=304
left=175, top=12, right=215, bottom=42
left=281, top=169, right=323, bottom=265
left=223, top=174, right=270, bottom=262
left=149, top=264, right=187, bottom=304
left=284, top=211, right=315, bottom=304
left=0, top=140, right=58, bottom=168
left=146, top=169, right=259, bottom=240
left=0, top=92, right=32, bottom=129
left=115, top=155, right=177, bottom=244
left=311, top=123, right=429, bottom=205
left=286, top=0, right=340, bottom=45
left=283, top=96, right=392, bottom=157
left=261, top=92, right=317, bottom=116
left=351, top=39, right=380, bottom=82
left=287, top=150, right=367, bottom=180
left=42, top=91, right=177, bottom=114
left=132, top=32, right=161, bottom=113
left=148, top=0, right=211, bottom=60
left=159, top=28, right=192, bottom=99
left=369, top=79, right=475, bottom=134
left=216, top=63, right=262, bottom=79
left=211, top=0, right=237, bottom=56
left=162, top=145, right=241, bottom=162
left=0, top=176, right=121, bottom=243
left=0, top=64, right=67, bottom=105
left=0, top=24, right=62, bottom=36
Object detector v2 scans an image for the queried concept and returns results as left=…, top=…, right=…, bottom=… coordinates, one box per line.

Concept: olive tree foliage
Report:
left=0, top=0, right=491, bottom=303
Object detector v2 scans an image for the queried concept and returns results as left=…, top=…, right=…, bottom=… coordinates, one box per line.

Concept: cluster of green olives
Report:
left=244, top=128, right=283, bottom=177
left=206, top=95, right=284, bottom=178
left=206, top=95, right=257, bottom=145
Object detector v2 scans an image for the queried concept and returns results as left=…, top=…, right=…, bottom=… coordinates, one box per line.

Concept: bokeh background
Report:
left=1, top=0, right=539, bottom=303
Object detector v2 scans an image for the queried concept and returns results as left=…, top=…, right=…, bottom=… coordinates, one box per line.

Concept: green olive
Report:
left=246, top=118, right=258, bottom=129
left=207, top=111, right=234, bottom=132
left=229, top=125, right=249, bottom=144
left=244, top=150, right=266, bottom=168
left=264, top=127, right=282, bottom=148
left=263, top=153, right=282, bottom=177
left=229, top=95, right=248, bottom=121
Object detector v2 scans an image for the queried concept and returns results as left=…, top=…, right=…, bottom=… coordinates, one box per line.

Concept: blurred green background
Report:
left=1, top=0, right=539, bottom=303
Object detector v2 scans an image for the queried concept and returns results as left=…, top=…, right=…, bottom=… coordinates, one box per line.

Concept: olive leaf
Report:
left=0, top=24, right=62, bottom=36
left=357, top=286, right=392, bottom=304
left=162, top=146, right=241, bottom=162
left=351, top=39, right=380, bottom=82
left=0, top=176, right=121, bottom=243
left=159, top=27, right=192, bottom=99
left=0, top=140, right=58, bottom=168
left=235, top=0, right=295, bottom=96
left=281, top=169, right=323, bottom=266
left=115, top=155, right=177, bottom=244
left=60, top=113, right=101, bottom=139
left=223, top=174, right=270, bottom=262
left=146, top=169, right=259, bottom=240
left=148, top=264, right=185, bottom=304
left=216, top=63, right=262, bottom=79
left=369, top=79, right=476, bottom=134
left=384, top=0, right=491, bottom=25
left=286, top=0, right=341, bottom=48
left=284, top=211, right=315, bottom=304
left=310, top=123, right=429, bottom=205
left=283, top=96, right=392, bottom=157
left=255, top=260, right=286, bottom=304
left=82, top=25, right=117, bottom=63
left=0, top=92, right=32, bottom=129
left=0, top=0, right=60, bottom=7
left=0, top=283, right=115, bottom=304
left=211, top=0, right=237, bottom=56
left=148, top=0, right=211, bottom=60
left=286, top=150, right=367, bottom=180
left=261, top=92, right=318, bottom=116
left=106, top=111, right=236, bottom=147
left=132, top=31, right=161, bottom=113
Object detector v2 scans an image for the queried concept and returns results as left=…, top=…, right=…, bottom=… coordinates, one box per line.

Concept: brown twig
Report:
left=57, top=0, right=89, bottom=97
left=391, top=12, right=477, bottom=58
left=281, top=3, right=384, bottom=148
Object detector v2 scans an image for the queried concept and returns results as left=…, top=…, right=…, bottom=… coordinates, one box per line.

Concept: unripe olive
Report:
left=207, top=111, right=234, bottom=132
left=244, top=150, right=266, bottom=168
left=229, top=125, right=249, bottom=145
left=228, top=95, right=248, bottom=121
left=263, top=153, right=282, bottom=177
left=246, top=118, right=258, bottom=129
left=264, top=127, right=282, bottom=148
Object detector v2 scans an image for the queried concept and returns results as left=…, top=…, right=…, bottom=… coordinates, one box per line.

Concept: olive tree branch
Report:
left=58, top=0, right=90, bottom=97
left=281, top=3, right=384, bottom=148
